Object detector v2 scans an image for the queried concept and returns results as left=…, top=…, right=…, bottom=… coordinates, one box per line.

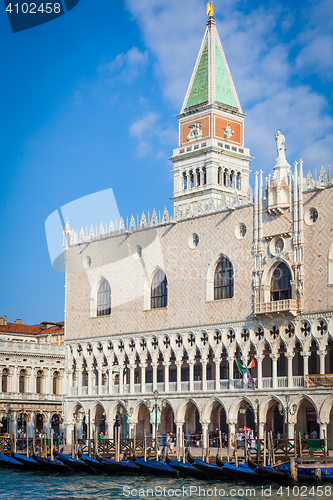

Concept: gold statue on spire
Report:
left=206, top=2, right=214, bottom=17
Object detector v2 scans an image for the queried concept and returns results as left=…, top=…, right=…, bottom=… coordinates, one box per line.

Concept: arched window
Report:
left=19, top=369, right=26, bottom=393
left=271, top=262, right=292, bottom=301
left=36, top=370, right=43, bottom=394
left=189, top=170, right=194, bottom=188
left=53, top=371, right=59, bottom=395
left=183, top=172, right=187, bottom=190
left=97, top=279, right=111, bottom=316
left=196, top=168, right=201, bottom=186
left=214, top=257, right=234, bottom=300
left=217, top=167, right=222, bottom=185
left=2, top=368, right=8, bottom=393
left=236, top=173, right=241, bottom=190
left=151, top=269, right=168, bottom=309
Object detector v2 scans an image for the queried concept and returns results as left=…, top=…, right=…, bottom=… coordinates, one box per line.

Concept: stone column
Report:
left=319, top=351, right=326, bottom=375
left=152, top=363, right=158, bottom=392
left=214, top=358, right=220, bottom=390
left=258, top=420, right=265, bottom=440
left=202, top=361, right=207, bottom=392
left=286, top=353, right=294, bottom=388
left=201, top=422, right=209, bottom=450
left=119, top=365, right=124, bottom=394
left=175, top=422, right=183, bottom=450
left=176, top=361, right=182, bottom=392
left=163, top=362, right=169, bottom=393
left=318, top=419, right=329, bottom=439
left=98, top=367, right=103, bottom=395
left=66, top=422, right=74, bottom=445
left=140, top=364, right=146, bottom=394
left=13, top=366, right=18, bottom=393
left=87, top=368, right=93, bottom=396
left=189, top=361, right=194, bottom=392
left=12, top=411, right=17, bottom=435
left=76, top=369, right=82, bottom=396
left=227, top=357, right=234, bottom=389
left=47, top=368, right=52, bottom=395
left=301, top=352, right=310, bottom=379
left=46, top=412, right=51, bottom=437
left=270, top=353, right=278, bottom=389
left=27, top=413, right=35, bottom=438
left=77, top=412, right=84, bottom=438
left=256, top=355, right=264, bottom=389
left=130, top=366, right=135, bottom=394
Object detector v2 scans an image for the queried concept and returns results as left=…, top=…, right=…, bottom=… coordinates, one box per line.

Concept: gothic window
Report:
left=203, top=167, right=207, bottom=185
left=218, top=167, right=222, bottom=185
left=36, top=370, right=43, bottom=394
left=2, top=368, right=8, bottom=392
left=151, top=269, right=168, bottom=309
left=223, top=169, right=228, bottom=186
left=53, top=371, right=59, bottom=395
left=97, top=279, right=111, bottom=317
left=236, top=173, right=241, bottom=190
left=19, top=369, right=26, bottom=393
left=190, top=170, right=194, bottom=188
left=183, top=172, right=187, bottom=190
left=230, top=170, right=235, bottom=188
left=271, top=262, right=292, bottom=301
left=214, top=257, right=234, bottom=300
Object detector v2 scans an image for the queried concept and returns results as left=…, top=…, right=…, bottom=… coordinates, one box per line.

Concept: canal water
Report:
left=0, top=469, right=331, bottom=500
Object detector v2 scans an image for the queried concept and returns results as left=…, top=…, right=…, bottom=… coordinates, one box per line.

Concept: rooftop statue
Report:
left=275, top=130, right=286, bottom=161
left=206, top=2, right=214, bottom=17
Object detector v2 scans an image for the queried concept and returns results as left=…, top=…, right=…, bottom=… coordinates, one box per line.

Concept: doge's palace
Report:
left=62, top=13, right=333, bottom=450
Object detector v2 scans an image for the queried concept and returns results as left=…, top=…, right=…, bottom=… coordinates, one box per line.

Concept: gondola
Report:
left=96, top=451, right=141, bottom=476
left=33, top=453, right=72, bottom=474
left=79, top=452, right=115, bottom=475
left=247, top=457, right=291, bottom=484
left=274, top=461, right=333, bottom=483
left=216, top=454, right=263, bottom=484
left=54, top=450, right=97, bottom=474
left=186, top=449, right=231, bottom=481
left=0, top=453, right=28, bottom=471
left=13, top=453, right=45, bottom=472
left=166, top=449, right=209, bottom=480
left=133, top=453, right=178, bottom=478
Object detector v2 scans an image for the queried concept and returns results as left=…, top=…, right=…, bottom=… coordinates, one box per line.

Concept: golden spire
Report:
left=206, top=2, right=214, bottom=17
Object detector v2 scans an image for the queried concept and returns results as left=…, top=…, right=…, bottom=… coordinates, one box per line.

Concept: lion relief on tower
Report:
left=187, top=122, right=202, bottom=142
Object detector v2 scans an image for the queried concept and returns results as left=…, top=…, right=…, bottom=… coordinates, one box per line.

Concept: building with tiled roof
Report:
left=0, top=317, right=65, bottom=437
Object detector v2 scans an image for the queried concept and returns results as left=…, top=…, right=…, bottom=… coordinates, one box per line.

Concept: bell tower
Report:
left=170, top=7, right=253, bottom=217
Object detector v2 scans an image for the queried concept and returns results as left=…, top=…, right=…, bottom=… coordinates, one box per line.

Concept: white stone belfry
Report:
left=170, top=15, right=253, bottom=214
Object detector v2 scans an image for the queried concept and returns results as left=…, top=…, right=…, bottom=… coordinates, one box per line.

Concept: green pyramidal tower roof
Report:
left=182, top=17, right=241, bottom=113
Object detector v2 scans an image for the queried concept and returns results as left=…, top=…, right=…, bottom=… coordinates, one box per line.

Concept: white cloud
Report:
left=125, top=0, right=333, bottom=177
left=100, top=46, right=148, bottom=82
left=129, top=111, right=177, bottom=158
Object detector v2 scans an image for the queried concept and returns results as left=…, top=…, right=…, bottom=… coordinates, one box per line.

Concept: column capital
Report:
left=318, top=350, right=327, bottom=358
left=256, top=355, right=264, bottom=362
left=285, top=352, right=294, bottom=360
left=139, top=363, right=146, bottom=369
left=269, top=353, right=279, bottom=361
left=300, top=352, right=310, bottom=358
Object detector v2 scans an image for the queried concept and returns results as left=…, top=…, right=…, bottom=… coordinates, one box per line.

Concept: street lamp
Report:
left=278, top=394, right=297, bottom=440
left=119, top=400, right=133, bottom=440
left=146, top=390, right=167, bottom=439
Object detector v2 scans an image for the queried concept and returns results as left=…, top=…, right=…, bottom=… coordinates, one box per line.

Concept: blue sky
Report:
left=0, top=0, right=332, bottom=325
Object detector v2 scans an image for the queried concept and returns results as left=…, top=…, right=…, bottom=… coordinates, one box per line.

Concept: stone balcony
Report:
left=69, top=376, right=306, bottom=397
left=254, top=299, right=298, bottom=317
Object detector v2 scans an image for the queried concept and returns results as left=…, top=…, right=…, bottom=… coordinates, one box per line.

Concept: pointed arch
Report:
left=90, top=275, right=111, bottom=317
left=260, top=258, right=294, bottom=303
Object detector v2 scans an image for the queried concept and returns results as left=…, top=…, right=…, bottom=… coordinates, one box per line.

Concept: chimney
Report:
left=3, top=315, right=7, bottom=326
left=0, top=317, right=3, bottom=326
left=15, top=319, right=22, bottom=324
